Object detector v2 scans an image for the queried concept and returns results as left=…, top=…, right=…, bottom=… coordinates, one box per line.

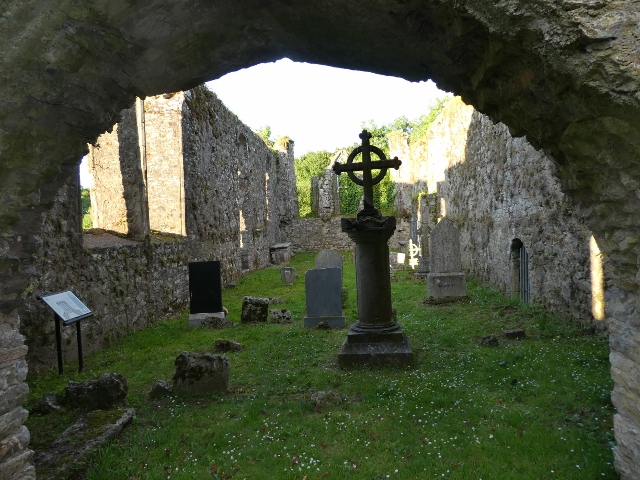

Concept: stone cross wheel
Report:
left=332, top=130, right=402, bottom=213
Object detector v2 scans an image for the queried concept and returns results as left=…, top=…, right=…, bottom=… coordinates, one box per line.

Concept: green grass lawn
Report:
left=26, top=251, right=617, bottom=479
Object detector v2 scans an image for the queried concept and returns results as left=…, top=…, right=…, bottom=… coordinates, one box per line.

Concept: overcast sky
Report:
left=81, top=58, right=449, bottom=186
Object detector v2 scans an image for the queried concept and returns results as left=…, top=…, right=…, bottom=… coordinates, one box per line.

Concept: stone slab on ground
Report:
left=304, top=316, right=346, bottom=329
left=188, top=312, right=227, bottom=327
left=503, top=328, right=526, bottom=339
left=33, top=408, right=134, bottom=480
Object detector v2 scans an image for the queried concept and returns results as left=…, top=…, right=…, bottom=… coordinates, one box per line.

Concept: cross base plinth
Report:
left=337, top=334, right=413, bottom=368
left=338, top=214, right=413, bottom=368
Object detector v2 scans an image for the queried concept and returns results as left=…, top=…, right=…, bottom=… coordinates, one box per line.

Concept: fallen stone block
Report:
left=503, top=329, right=526, bottom=339
left=480, top=334, right=499, bottom=346
left=241, top=296, right=270, bottom=323
left=149, top=380, right=173, bottom=399
left=66, top=373, right=128, bottom=410
left=269, top=308, right=292, bottom=324
left=214, top=339, right=244, bottom=353
left=172, top=352, right=229, bottom=395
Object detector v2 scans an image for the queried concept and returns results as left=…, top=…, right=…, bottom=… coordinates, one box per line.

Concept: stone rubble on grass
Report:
left=149, top=380, right=173, bottom=399
left=269, top=308, right=292, bottom=324
left=30, top=393, right=61, bottom=414
left=214, top=339, right=244, bottom=353
left=201, top=315, right=234, bottom=329
left=309, top=391, right=343, bottom=412
left=241, top=296, right=270, bottom=323
left=172, top=352, right=229, bottom=395
left=66, top=373, right=128, bottom=410
left=33, top=408, right=135, bottom=480
left=503, top=329, right=526, bottom=339
left=480, top=334, right=499, bottom=346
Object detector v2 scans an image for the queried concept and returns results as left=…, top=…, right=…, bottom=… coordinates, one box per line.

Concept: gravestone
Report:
left=303, top=268, right=346, bottom=329
left=270, top=242, right=292, bottom=264
left=426, top=218, right=467, bottom=300
left=281, top=266, right=295, bottom=285
left=314, top=249, right=343, bottom=272
left=188, top=261, right=225, bottom=326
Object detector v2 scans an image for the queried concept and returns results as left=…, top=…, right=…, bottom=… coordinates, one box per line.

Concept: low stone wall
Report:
left=288, top=217, right=411, bottom=253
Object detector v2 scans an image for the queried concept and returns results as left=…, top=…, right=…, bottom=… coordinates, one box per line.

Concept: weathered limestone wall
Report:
left=1, top=1, right=640, bottom=477
left=287, top=217, right=411, bottom=253
left=423, top=98, right=603, bottom=327
left=87, top=105, right=148, bottom=238
left=19, top=86, right=298, bottom=371
left=145, top=94, right=187, bottom=235
left=311, top=168, right=340, bottom=219
left=388, top=132, right=429, bottom=219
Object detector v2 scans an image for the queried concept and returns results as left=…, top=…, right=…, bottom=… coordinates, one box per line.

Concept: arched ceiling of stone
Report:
left=1, top=0, right=639, bottom=283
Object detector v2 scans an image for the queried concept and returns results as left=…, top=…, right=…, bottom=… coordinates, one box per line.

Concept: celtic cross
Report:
left=332, top=130, right=402, bottom=216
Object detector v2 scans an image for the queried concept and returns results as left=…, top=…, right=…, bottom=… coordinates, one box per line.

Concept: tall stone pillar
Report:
left=337, top=216, right=413, bottom=367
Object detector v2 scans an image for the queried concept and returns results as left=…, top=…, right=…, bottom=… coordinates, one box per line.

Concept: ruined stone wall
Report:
left=20, top=86, right=298, bottom=371
left=287, top=217, right=411, bottom=253
left=311, top=168, right=340, bottom=219
left=427, top=98, right=604, bottom=327
left=181, top=86, right=288, bottom=278
left=145, top=94, right=187, bottom=236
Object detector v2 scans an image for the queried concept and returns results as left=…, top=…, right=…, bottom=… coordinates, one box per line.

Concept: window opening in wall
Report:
left=510, top=238, right=530, bottom=304
left=520, top=244, right=530, bottom=303
left=590, top=235, right=605, bottom=321
left=79, top=156, right=93, bottom=229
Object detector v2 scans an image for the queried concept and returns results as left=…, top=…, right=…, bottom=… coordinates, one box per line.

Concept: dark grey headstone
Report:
left=303, top=268, right=345, bottom=329
left=314, top=250, right=343, bottom=272
left=188, top=261, right=223, bottom=314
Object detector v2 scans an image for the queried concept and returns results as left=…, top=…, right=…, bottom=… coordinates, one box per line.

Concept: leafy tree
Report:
left=255, top=125, right=274, bottom=147
left=294, top=150, right=333, bottom=217
left=81, top=188, right=92, bottom=229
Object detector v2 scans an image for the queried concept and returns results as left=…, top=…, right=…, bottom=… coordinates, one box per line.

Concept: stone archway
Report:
left=2, top=1, right=639, bottom=478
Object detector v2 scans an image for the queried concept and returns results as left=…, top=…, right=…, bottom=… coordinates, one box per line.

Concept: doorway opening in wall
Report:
left=510, top=238, right=530, bottom=304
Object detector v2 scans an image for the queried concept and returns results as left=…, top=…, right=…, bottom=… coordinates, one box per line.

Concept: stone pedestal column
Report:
left=337, top=216, right=413, bottom=367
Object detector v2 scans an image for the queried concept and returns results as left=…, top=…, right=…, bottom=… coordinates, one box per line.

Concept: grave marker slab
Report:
left=314, top=249, right=343, bottom=272
left=188, top=261, right=224, bottom=326
left=303, top=268, right=346, bottom=329
left=281, top=266, right=295, bottom=285
left=427, top=218, right=467, bottom=300
left=270, top=242, right=292, bottom=264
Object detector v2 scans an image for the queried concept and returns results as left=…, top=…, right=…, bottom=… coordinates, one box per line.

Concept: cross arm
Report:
left=332, top=158, right=402, bottom=174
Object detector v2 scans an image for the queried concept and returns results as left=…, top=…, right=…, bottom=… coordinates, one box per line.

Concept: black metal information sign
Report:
left=39, top=290, right=93, bottom=375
